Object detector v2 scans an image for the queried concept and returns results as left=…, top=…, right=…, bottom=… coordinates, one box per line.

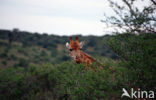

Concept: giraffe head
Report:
left=66, top=37, right=84, bottom=63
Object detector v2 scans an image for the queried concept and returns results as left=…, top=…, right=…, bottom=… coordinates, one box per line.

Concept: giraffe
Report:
left=66, top=37, right=104, bottom=71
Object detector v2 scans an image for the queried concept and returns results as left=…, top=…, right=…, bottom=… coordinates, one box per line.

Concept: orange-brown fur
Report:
left=66, top=37, right=103, bottom=71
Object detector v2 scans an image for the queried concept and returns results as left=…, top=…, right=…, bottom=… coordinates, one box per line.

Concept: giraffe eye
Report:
left=69, top=49, right=73, bottom=51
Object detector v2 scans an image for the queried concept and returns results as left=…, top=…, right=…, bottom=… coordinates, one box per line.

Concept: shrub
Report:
left=0, top=52, right=8, bottom=58
left=18, top=58, right=29, bottom=67
left=10, top=54, right=17, bottom=60
left=105, top=33, right=156, bottom=90
left=1, top=60, right=7, bottom=65
left=0, top=60, right=128, bottom=100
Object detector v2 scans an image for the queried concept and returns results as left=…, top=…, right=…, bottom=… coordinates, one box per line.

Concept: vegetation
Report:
left=101, top=0, right=156, bottom=34
left=0, top=29, right=117, bottom=68
left=0, top=30, right=155, bottom=99
left=0, top=59, right=129, bottom=100
left=101, top=0, right=156, bottom=91
left=105, top=33, right=156, bottom=90
left=0, top=0, right=155, bottom=99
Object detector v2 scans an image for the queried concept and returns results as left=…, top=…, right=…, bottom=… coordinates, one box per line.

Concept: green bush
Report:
left=17, top=48, right=27, bottom=56
left=17, top=58, right=29, bottom=67
left=1, top=60, right=7, bottom=65
left=0, top=52, right=8, bottom=58
left=105, top=33, right=156, bottom=90
left=0, top=60, right=128, bottom=100
left=10, top=54, right=18, bottom=60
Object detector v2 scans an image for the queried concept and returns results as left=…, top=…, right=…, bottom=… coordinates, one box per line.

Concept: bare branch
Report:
left=150, top=0, right=156, bottom=5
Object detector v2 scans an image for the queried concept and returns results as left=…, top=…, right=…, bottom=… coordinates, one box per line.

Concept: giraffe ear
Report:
left=66, top=42, right=70, bottom=49
left=79, top=41, right=84, bottom=48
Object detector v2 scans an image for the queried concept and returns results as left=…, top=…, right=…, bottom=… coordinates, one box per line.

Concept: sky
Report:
left=0, top=0, right=149, bottom=36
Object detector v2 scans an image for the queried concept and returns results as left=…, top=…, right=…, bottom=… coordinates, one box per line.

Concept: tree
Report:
left=101, top=0, right=156, bottom=34
left=102, top=0, right=156, bottom=90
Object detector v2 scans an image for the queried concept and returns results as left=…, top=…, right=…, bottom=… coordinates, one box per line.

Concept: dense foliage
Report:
left=0, top=60, right=128, bottom=100
left=101, top=0, right=156, bottom=92
left=105, top=33, right=156, bottom=90
left=0, top=29, right=155, bottom=99
left=0, top=29, right=117, bottom=68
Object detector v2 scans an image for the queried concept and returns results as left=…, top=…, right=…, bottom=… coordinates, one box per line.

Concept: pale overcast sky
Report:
left=0, top=0, right=149, bottom=36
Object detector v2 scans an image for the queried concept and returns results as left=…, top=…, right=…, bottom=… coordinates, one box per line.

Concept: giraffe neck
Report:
left=80, top=51, right=96, bottom=62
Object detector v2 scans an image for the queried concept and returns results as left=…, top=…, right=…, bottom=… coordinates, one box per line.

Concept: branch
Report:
left=150, top=0, right=156, bottom=5
left=122, top=0, right=137, bottom=18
